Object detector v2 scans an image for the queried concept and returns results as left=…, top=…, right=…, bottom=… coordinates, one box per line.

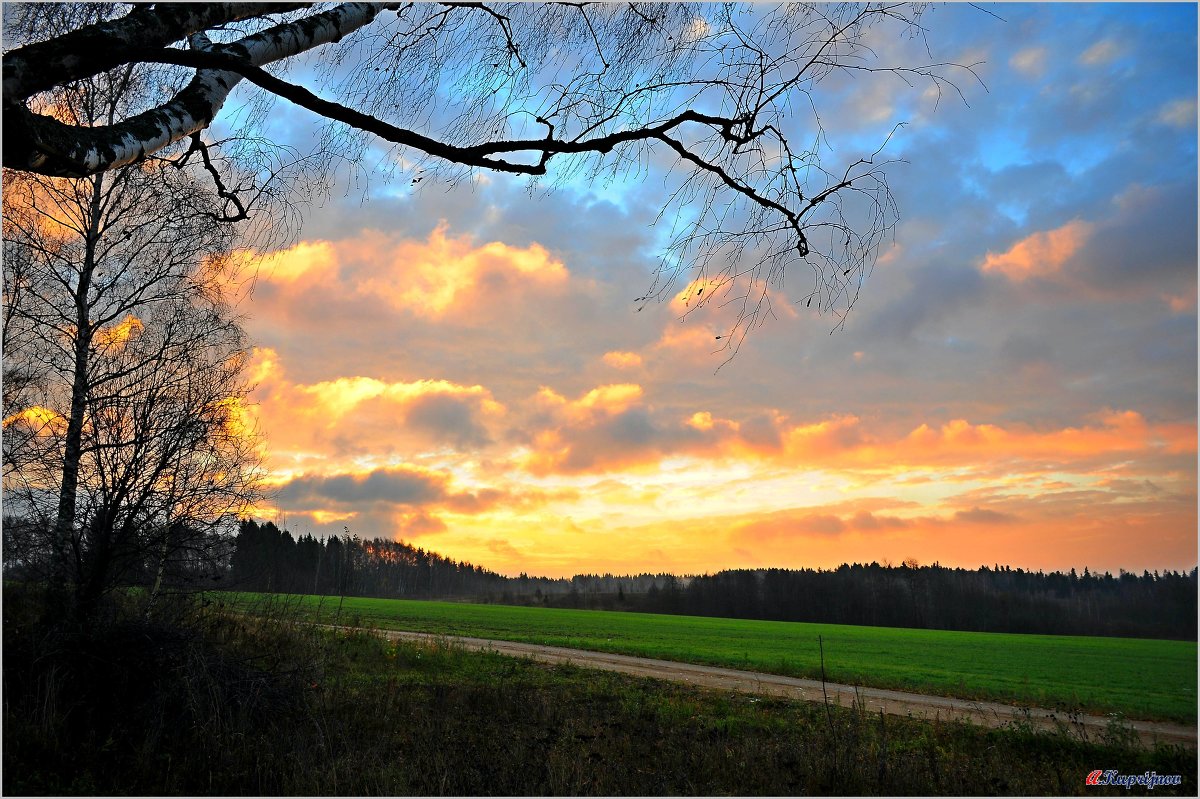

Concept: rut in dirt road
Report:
left=331, top=625, right=1196, bottom=748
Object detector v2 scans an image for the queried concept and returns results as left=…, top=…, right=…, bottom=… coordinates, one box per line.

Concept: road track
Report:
left=330, top=625, right=1196, bottom=747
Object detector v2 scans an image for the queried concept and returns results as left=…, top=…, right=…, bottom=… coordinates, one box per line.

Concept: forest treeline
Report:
left=635, top=564, right=1198, bottom=640
left=228, top=520, right=1197, bottom=639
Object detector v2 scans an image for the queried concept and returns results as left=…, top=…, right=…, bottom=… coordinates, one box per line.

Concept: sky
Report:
left=227, top=3, right=1196, bottom=578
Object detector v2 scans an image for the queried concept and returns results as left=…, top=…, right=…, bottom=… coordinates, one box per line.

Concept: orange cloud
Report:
left=670, top=276, right=729, bottom=315
left=245, top=348, right=508, bottom=477
left=345, top=222, right=566, bottom=316
left=981, top=220, right=1092, bottom=280
left=276, top=464, right=464, bottom=507
left=777, top=415, right=866, bottom=460
left=655, top=323, right=721, bottom=359
left=518, top=386, right=803, bottom=476
left=245, top=391, right=1196, bottom=576
left=1163, top=292, right=1196, bottom=313
left=2, top=405, right=66, bottom=436
left=257, top=463, right=576, bottom=547
left=213, top=395, right=258, bottom=443
left=61, top=314, right=145, bottom=353
left=574, top=383, right=643, bottom=415
left=308, top=509, right=357, bottom=525
left=883, top=410, right=1195, bottom=466
left=246, top=346, right=282, bottom=387
left=726, top=501, right=998, bottom=551
left=519, top=383, right=726, bottom=476
left=259, top=240, right=337, bottom=284
left=515, top=390, right=1195, bottom=484
left=293, top=375, right=502, bottom=420
left=238, top=345, right=1194, bottom=577
left=243, top=222, right=570, bottom=324
left=520, top=386, right=651, bottom=475
left=602, top=350, right=643, bottom=369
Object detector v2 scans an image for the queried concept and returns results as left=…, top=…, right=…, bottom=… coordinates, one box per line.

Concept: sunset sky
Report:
left=230, top=3, right=1196, bottom=578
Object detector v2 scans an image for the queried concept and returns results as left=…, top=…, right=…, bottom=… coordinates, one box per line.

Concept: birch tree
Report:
left=2, top=4, right=262, bottom=617
left=3, top=169, right=262, bottom=617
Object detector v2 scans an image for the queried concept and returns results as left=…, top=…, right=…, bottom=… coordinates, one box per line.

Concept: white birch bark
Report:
left=8, top=3, right=390, bottom=175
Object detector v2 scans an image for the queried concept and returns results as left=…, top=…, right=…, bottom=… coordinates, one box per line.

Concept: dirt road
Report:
left=342, top=626, right=1195, bottom=747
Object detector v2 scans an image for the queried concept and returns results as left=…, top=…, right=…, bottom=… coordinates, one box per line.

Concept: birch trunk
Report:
left=49, top=173, right=105, bottom=616
left=5, top=3, right=390, bottom=176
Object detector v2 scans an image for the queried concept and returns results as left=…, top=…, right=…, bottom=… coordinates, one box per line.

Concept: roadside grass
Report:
left=227, top=592, right=1197, bottom=724
left=5, top=589, right=1195, bottom=796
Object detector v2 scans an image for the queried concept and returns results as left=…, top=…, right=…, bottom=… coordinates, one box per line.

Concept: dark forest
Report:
left=228, top=520, right=1197, bottom=640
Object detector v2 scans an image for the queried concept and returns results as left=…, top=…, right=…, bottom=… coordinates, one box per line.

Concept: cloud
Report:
left=572, top=384, right=644, bottom=416
left=849, top=510, right=912, bottom=531
left=889, top=411, right=1194, bottom=466
left=654, top=323, right=722, bottom=359
left=782, top=411, right=1194, bottom=477
left=301, top=375, right=504, bottom=454
left=276, top=465, right=454, bottom=507
left=1072, top=182, right=1197, bottom=297
left=998, top=333, right=1054, bottom=367
left=283, top=507, right=450, bottom=539
left=350, top=223, right=568, bottom=317
left=781, top=415, right=866, bottom=460
left=736, top=511, right=847, bottom=540
left=252, top=222, right=568, bottom=321
left=511, top=366, right=1195, bottom=482
left=403, top=392, right=494, bottom=449
left=257, top=240, right=334, bottom=283
left=521, top=403, right=715, bottom=476
left=731, top=505, right=920, bottom=545
left=981, top=220, right=1092, bottom=281
left=1010, top=47, right=1047, bottom=77
left=602, top=351, right=643, bottom=369
left=235, top=191, right=681, bottom=401
left=858, top=258, right=987, bottom=342
left=94, top=314, right=144, bottom=350
left=1078, top=39, right=1120, bottom=66
left=778, top=410, right=1193, bottom=477
left=1157, top=98, right=1197, bottom=128
left=2, top=405, right=66, bottom=436
left=711, top=476, right=1194, bottom=576
left=1163, top=292, right=1195, bottom=314
left=268, top=464, right=522, bottom=540
left=244, top=348, right=508, bottom=473
left=518, top=383, right=793, bottom=475
left=953, top=506, right=1020, bottom=525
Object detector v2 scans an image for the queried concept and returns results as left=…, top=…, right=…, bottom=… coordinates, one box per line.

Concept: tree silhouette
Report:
left=3, top=5, right=262, bottom=618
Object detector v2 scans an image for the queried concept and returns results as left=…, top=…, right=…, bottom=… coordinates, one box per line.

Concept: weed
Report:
left=1101, top=712, right=1142, bottom=750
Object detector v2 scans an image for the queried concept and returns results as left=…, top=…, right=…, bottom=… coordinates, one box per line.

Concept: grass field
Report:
left=228, top=592, right=1197, bottom=724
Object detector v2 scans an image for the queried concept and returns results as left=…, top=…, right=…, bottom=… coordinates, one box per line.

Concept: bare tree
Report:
left=2, top=2, right=977, bottom=348
left=3, top=5, right=263, bottom=617
left=2, top=165, right=262, bottom=617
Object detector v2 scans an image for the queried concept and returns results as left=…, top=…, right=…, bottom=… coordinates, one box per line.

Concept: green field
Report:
left=231, top=592, right=1198, bottom=723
